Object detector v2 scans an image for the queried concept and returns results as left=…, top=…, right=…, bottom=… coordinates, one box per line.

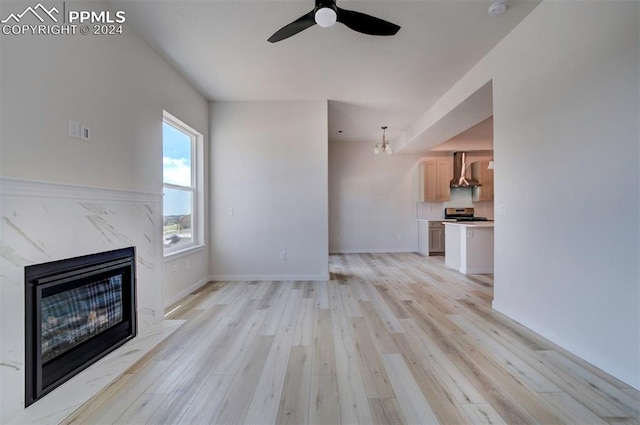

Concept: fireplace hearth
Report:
left=25, top=247, right=137, bottom=406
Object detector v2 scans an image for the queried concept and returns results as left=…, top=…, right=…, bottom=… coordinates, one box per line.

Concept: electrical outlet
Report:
left=467, top=230, right=474, bottom=239
left=228, top=207, right=234, bottom=216
left=497, top=204, right=507, bottom=216
left=171, top=265, right=177, bottom=274
left=280, top=251, right=287, bottom=261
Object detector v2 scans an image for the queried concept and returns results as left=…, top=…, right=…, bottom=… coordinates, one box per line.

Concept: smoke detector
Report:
left=488, top=0, right=507, bottom=17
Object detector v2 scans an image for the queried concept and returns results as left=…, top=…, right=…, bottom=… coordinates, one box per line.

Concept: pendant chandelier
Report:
left=374, top=126, right=392, bottom=155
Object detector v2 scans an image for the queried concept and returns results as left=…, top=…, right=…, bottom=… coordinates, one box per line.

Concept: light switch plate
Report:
left=68, top=120, right=80, bottom=138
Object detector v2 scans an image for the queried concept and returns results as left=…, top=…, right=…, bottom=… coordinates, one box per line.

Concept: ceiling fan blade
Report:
left=268, top=11, right=316, bottom=43
left=336, top=7, right=400, bottom=36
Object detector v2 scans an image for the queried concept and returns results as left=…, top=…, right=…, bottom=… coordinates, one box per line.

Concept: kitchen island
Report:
left=443, top=221, right=494, bottom=274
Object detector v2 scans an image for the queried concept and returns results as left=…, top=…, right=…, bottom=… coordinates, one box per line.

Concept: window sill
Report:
left=163, top=244, right=206, bottom=261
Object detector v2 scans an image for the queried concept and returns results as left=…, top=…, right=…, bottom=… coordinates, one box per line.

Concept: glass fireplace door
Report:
left=25, top=247, right=136, bottom=406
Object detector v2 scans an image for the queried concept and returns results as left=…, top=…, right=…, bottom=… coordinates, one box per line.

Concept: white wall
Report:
left=410, top=1, right=639, bottom=388
left=0, top=1, right=210, bottom=309
left=0, top=1, right=210, bottom=419
left=0, top=16, right=206, bottom=192
left=209, top=101, right=329, bottom=280
left=329, top=141, right=421, bottom=253
left=491, top=0, right=639, bottom=388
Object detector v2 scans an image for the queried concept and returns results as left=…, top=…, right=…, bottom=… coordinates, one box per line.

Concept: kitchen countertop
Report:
left=443, top=221, right=494, bottom=228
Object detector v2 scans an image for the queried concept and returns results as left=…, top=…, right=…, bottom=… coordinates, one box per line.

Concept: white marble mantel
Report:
left=0, top=178, right=168, bottom=424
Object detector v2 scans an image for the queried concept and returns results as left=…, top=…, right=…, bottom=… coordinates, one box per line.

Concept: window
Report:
left=162, top=112, right=203, bottom=255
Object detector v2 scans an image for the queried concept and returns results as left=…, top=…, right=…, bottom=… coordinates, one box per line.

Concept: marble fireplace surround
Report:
left=0, top=178, right=178, bottom=424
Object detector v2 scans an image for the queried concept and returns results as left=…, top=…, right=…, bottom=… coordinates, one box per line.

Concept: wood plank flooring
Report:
left=63, top=253, right=640, bottom=424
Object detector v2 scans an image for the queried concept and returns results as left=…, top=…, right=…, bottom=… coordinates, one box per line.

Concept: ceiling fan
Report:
left=268, top=0, right=400, bottom=43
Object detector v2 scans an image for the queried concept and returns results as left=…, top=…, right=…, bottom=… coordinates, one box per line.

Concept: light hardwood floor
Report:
left=63, top=253, right=640, bottom=424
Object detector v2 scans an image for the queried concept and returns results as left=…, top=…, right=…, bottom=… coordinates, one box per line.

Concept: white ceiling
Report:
left=431, top=116, right=493, bottom=152
left=112, top=0, right=540, bottom=152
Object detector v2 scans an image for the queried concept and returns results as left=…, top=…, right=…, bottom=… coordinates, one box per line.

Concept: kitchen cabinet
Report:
left=418, top=220, right=445, bottom=256
left=429, top=221, right=445, bottom=254
left=418, top=159, right=451, bottom=202
left=472, top=161, right=494, bottom=202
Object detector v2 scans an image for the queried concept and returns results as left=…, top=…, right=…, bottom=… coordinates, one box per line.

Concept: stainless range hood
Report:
left=450, top=152, right=481, bottom=188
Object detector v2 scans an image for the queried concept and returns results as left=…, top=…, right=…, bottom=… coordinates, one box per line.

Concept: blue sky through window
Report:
left=163, top=122, right=193, bottom=216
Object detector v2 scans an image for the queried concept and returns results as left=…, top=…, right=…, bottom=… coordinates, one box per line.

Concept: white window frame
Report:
left=162, top=111, right=205, bottom=257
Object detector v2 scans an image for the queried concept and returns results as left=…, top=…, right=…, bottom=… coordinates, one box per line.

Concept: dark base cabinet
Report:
left=429, top=221, right=445, bottom=255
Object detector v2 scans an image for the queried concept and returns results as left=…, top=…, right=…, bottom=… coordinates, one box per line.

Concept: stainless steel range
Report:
left=444, top=207, right=488, bottom=222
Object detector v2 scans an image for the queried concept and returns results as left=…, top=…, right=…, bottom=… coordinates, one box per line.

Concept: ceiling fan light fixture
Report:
left=268, top=0, right=400, bottom=43
left=315, top=7, right=337, bottom=27
left=488, top=0, right=507, bottom=17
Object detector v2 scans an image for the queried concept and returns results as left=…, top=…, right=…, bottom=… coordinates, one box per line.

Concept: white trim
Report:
left=209, top=274, right=329, bottom=282
left=162, top=110, right=205, bottom=257
left=0, top=177, right=160, bottom=202
left=461, top=267, right=494, bottom=274
left=163, top=110, right=203, bottom=142
left=163, top=182, right=196, bottom=192
left=492, top=301, right=640, bottom=390
left=164, top=276, right=210, bottom=307
left=329, top=249, right=416, bottom=254
left=162, top=244, right=206, bottom=261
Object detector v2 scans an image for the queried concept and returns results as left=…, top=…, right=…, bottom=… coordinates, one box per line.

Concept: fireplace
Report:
left=24, top=247, right=137, bottom=406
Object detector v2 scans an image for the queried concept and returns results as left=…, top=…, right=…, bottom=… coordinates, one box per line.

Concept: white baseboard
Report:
left=209, top=274, right=329, bottom=282
left=329, top=249, right=416, bottom=254
left=492, top=301, right=640, bottom=390
left=463, top=267, right=494, bottom=274
left=164, top=277, right=211, bottom=307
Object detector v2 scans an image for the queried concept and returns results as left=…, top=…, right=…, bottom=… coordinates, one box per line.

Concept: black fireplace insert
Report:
left=25, top=247, right=137, bottom=406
